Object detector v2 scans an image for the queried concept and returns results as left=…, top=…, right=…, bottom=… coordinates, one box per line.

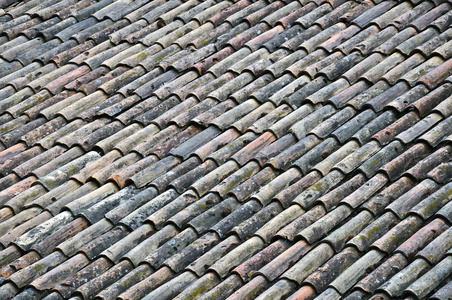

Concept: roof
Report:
left=0, top=0, right=452, bottom=299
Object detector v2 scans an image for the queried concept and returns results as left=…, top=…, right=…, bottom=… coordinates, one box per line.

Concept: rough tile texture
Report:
left=0, top=0, right=451, bottom=299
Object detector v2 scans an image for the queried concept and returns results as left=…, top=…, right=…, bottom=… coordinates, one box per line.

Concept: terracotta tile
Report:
left=231, top=202, right=282, bottom=241
left=263, top=25, right=303, bottom=53
left=382, top=53, right=425, bottom=85
left=431, top=280, right=452, bottom=300
left=335, top=25, right=379, bottom=55
left=317, top=25, right=359, bottom=54
left=410, top=3, right=451, bottom=31
left=113, top=124, right=159, bottom=155
left=168, top=193, right=221, bottom=229
left=317, top=173, right=365, bottom=211
left=292, top=137, right=339, bottom=175
left=247, top=1, right=285, bottom=26
left=388, top=2, right=430, bottom=30
left=358, top=141, right=404, bottom=177
left=0, top=210, right=53, bottom=248
left=346, top=211, right=397, bottom=252
left=379, top=258, right=430, bottom=297
left=299, top=205, right=352, bottom=244
left=371, top=215, right=423, bottom=254
left=396, top=113, right=443, bottom=144
left=210, top=161, right=259, bottom=198
left=36, top=151, right=99, bottom=191
left=1, top=118, right=47, bottom=150
left=301, top=23, right=346, bottom=53
left=305, top=247, right=360, bottom=293
left=433, top=92, right=452, bottom=117
left=0, top=88, right=36, bottom=118
left=330, top=249, right=386, bottom=295
left=355, top=253, right=407, bottom=293
left=251, top=74, right=294, bottom=104
left=208, top=132, right=257, bottom=165
left=416, top=28, right=452, bottom=57
left=396, top=218, right=448, bottom=260
left=410, top=181, right=452, bottom=220
left=386, top=84, right=429, bottom=113
left=289, top=104, right=333, bottom=139
left=0, top=175, right=37, bottom=208
left=381, top=143, right=430, bottom=181
left=143, top=272, right=198, bottom=300
left=196, top=274, right=242, bottom=300
left=0, top=245, right=22, bottom=271
left=136, top=225, right=187, bottom=268
left=209, top=236, right=264, bottom=278
left=407, top=255, right=452, bottom=299
left=400, top=56, right=445, bottom=87
left=279, top=26, right=322, bottom=52
left=252, top=134, right=296, bottom=166
left=74, top=259, right=132, bottom=299
left=316, top=52, right=360, bottom=82
left=282, top=243, right=334, bottom=284
left=53, top=257, right=112, bottom=298
left=418, top=58, right=452, bottom=89
left=79, top=186, right=139, bottom=224
left=352, top=1, right=397, bottom=28
left=231, top=132, right=276, bottom=166
left=30, top=216, right=89, bottom=257
left=117, top=266, right=174, bottom=300
left=372, top=111, right=419, bottom=146
left=119, top=189, right=178, bottom=232
left=386, top=178, right=439, bottom=219
left=428, top=161, right=452, bottom=184
left=173, top=272, right=220, bottom=300
left=0, top=207, right=41, bottom=240
left=187, top=235, right=240, bottom=276
left=8, top=90, right=52, bottom=121
left=430, top=8, right=452, bottom=32
left=172, top=99, right=221, bottom=128
left=0, top=145, right=41, bottom=176
left=227, top=275, right=268, bottom=300
left=261, top=1, right=300, bottom=27
left=8, top=251, right=66, bottom=289
left=44, top=181, right=97, bottom=216
left=417, top=225, right=452, bottom=265
left=286, top=285, right=317, bottom=300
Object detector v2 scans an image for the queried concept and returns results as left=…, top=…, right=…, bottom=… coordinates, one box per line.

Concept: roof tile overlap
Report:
left=1, top=0, right=452, bottom=299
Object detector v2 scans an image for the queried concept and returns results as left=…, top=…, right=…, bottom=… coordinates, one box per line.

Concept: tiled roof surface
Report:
left=0, top=0, right=452, bottom=299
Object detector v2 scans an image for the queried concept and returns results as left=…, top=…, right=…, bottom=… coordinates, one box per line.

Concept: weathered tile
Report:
left=431, top=280, right=452, bottom=300
left=373, top=215, right=424, bottom=253
left=382, top=53, right=425, bottom=85
left=410, top=2, right=451, bottom=32
left=381, top=143, right=430, bottom=181
left=372, top=111, right=419, bottom=146
left=8, top=251, right=67, bottom=288
left=386, top=179, right=439, bottom=219
left=282, top=243, right=334, bottom=284
left=208, top=132, right=257, bottom=165
left=386, top=84, right=429, bottom=113
left=428, top=160, right=452, bottom=184
left=418, top=58, right=452, bottom=89
left=396, top=113, right=443, bottom=144
left=396, top=218, right=448, bottom=260
left=415, top=28, right=452, bottom=57
left=406, top=255, right=452, bottom=299
left=358, top=141, right=404, bottom=178
left=378, top=258, right=430, bottom=297
left=330, top=249, right=386, bottom=295
left=355, top=253, right=408, bottom=294
left=410, top=182, right=452, bottom=220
